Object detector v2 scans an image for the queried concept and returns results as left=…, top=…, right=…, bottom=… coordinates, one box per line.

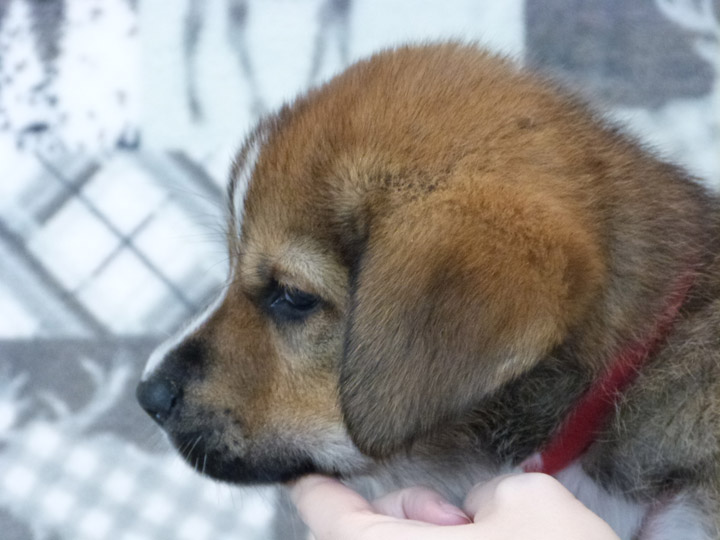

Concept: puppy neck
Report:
left=521, top=268, right=697, bottom=476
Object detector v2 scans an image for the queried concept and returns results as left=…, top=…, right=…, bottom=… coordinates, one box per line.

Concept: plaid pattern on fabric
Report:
left=0, top=0, right=717, bottom=539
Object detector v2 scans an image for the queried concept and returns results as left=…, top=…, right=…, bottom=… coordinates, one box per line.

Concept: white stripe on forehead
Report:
left=232, top=130, right=266, bottom=241
left=143, top=127, right=267, bottom=380
left=142, top=276, right=232, bottom=379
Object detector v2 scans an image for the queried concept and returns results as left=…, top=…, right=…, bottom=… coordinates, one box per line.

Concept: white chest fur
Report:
left=555, top=462, right=711, bottom=540
left=556, top=462, right=646, bottom=539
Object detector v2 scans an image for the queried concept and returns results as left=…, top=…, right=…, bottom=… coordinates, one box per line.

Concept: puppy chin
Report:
left=169, top=430, right=319, bottom=484
left=162, top=411, right=369, bottom=484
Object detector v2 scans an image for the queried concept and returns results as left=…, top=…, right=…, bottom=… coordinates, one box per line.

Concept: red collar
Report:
left=521, top=270, right=696, bottom=476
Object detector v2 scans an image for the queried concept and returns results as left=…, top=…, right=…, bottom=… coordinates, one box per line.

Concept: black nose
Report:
left=136, top=378, right=179, bottom=426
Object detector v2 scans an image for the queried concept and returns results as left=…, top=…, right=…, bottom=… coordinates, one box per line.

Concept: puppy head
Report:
left=138, top=43, right=606, bottom=483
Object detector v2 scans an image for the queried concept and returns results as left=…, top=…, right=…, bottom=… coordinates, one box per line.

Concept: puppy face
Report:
left=138, top=43, right=606, bottom=485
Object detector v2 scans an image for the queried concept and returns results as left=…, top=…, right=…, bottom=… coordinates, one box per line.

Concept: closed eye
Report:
left=267, top=282, right=320, bottom=322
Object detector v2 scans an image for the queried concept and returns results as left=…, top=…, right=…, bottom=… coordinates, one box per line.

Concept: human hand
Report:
left=289, top=473, right=621, bottom=540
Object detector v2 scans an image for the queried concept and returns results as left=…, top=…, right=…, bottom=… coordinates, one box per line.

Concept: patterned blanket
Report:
left=0, top=1, right=717, bottom=539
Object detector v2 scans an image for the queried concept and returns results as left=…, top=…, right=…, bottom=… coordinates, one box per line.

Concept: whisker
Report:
left=179, top=434, right=202, bottom=461
left=177, top=438, right=191, bottom=455
left=187, top=434, right=203, bottom=459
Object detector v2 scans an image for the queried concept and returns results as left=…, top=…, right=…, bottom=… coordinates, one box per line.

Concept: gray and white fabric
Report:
left=1, top=1, right=718, bottom=539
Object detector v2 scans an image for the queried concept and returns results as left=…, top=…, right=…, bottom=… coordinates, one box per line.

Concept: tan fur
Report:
left=138, top=43, right=720, bottom=535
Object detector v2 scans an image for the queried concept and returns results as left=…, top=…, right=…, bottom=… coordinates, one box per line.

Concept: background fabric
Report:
left=0, top=1, right=717, bottom=539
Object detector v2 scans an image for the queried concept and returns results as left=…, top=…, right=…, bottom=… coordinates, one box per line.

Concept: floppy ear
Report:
left=339, top=183, right=604, bottom=457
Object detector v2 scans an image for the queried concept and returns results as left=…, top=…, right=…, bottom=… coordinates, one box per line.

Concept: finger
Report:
left=290, top=476, right=474, bottom=540
left=290, top=474, right=374, bottom=517
left=464, top=473, right=579, bottom=520
left=289, top=475, right=375, bottom=537
left=463, top=474, right=511, bottom=518
left=372, top=487, right=471, bottom=525
left=464, top=474, right=621, bottom=540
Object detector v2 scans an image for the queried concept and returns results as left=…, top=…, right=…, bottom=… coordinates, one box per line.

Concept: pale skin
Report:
left=290, top=473, right=621, bottom=540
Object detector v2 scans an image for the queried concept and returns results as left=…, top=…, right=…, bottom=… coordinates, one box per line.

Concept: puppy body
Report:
left=138, top=44, right=720, bottom=538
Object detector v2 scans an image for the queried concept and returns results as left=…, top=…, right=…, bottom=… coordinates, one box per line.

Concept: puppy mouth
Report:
left=169, top=430, right=321, bottom=484
left=137, top=376, right=365, bottom=483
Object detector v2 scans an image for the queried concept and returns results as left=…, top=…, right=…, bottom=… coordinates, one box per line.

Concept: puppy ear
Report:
left=339, top=184, right=604, bottom=457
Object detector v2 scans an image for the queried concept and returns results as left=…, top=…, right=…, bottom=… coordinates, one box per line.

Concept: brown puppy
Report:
left=137, top=43, right=720, bottom=538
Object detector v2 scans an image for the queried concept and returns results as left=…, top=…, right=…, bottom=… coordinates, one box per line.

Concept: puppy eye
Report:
left=268, top=285, right=320, bottom=321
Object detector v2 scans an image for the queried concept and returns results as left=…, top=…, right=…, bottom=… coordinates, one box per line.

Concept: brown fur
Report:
left=138, top=43, right=720, bottom=536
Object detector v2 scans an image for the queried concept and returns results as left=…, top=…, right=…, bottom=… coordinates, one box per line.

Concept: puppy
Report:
left=137, top=43, right=720, bottom=538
